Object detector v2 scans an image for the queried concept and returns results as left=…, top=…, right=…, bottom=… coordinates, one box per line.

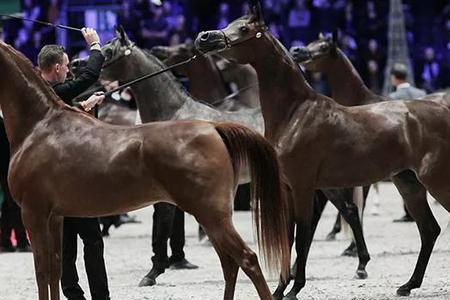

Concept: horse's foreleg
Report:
left=392, top=171, right=440, bottom=296
left=22, top=208, right=51, bottom=300
left=48, top=215, right=63, bottom=300
left=283, top=187, right=315, bottom=300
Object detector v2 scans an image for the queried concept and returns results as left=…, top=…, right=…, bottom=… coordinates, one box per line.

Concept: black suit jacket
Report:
left=52, top=49, right=105, bottom=105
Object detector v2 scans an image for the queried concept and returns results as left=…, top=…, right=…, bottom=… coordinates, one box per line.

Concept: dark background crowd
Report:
left=1, top=0, right=449, bottom=94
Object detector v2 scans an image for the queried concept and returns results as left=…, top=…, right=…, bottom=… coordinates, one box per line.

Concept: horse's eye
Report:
left=104, top=49, right=113, bottom=59
left=240, top=26, right=249, bottom=33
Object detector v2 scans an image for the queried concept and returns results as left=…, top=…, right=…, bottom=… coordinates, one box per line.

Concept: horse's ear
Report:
left=332, top=29, right=338, bottom=45
left=249, top=0, right=265, bottom=25
left=115, top=24, right=131, bottom=46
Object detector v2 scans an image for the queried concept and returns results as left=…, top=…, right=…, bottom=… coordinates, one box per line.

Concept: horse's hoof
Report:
left=326, top=233, right=336, bottom=241
left=282, top=294, right=298, bottom=300
left=341, top=248, right=357, bottom=257
left=396, top=286, right=411, bottom=296
left=355, top=269, right=368, bottom=279
left=272, top=291, right=284, bottom=300
left=138, top=276, right=156, bottom=287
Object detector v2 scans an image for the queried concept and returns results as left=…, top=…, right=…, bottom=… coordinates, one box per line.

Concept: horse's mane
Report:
left=141, top=48, right=217, bottom=109
left=268, top=34, right=314, bottom=90
left=0, top=42, right=85, bottom=114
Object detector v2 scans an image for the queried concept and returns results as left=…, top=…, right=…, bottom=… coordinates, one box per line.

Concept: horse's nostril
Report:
left=200, top=32, right=210, bottom=42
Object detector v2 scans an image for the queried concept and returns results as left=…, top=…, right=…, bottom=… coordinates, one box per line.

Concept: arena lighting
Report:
left=151, top=0, right=163, bottom=6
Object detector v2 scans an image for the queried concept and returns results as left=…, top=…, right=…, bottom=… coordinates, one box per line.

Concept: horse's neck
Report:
left=251, top=35, right=315, bottom=140
left=0, top=50, right=55, bottom=150
left=327, top=50, right=382, bottom=105
left=132, top=51, right=187, bottom=122
left=187, top=55, right=228, bottom=103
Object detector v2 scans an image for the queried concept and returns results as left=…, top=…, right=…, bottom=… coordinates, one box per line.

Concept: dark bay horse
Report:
left=0, top=40, right=290, bottom=300
left=102, top=26, right=372, bottom=285
left=291, top=35, right=450, bottom=248
left=151, top=42, right=260, bottom=110
left=290, top=34, right=450, bottom=107
left=196, top=2, right=450, bottom=299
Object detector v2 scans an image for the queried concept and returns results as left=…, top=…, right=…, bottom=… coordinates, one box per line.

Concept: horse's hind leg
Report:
left=203, top=217, right=272, bottom=300
left=392, top=170, right=440, bottom=296
left=325, top=188, right=370, bottom=279
left=326, top=212, right=341, bottom=240
left=48, top=215, right=64, bottom=300
left=22, top=207, right=51, bottom=300
left=207, top=235, right=239, bottom=300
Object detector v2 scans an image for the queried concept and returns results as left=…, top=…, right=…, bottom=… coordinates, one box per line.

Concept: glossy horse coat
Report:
left=196, top=2, right=450, bottom=299
left=0, top=40, right=289, bottom=300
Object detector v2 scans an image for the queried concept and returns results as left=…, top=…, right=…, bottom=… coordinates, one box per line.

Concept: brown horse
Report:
left=151, top=42, right=259, bottom=111
left=0, top=40, right=290, bottom=300
left=195, top=2, right=450, bottom=299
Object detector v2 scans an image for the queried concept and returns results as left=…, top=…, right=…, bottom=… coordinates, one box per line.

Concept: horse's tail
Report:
left=214, top=122, right=290, bottom=279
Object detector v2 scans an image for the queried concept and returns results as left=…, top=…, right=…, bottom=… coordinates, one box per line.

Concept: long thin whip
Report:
left=0, top=13, right=82, bottom=32
left=104, top=55, right=197, bottom=97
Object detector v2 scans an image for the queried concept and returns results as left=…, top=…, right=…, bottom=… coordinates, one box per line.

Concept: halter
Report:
left=102, top=42, right=136, bottom=69
left=102, top=24, right=266, bottom=96
left=219, top=24, right=267, bottom=50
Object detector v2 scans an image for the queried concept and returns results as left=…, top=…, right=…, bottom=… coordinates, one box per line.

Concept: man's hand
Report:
left=81, top=27, right=101, bottom=47
left=80, top=92, right=105, bottom=112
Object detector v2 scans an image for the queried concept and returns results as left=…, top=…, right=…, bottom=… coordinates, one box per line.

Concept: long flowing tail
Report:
left=214, top=122, right=290, bottom=279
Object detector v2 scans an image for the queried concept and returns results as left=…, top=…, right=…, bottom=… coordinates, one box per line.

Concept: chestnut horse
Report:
left=151, top=42, right=260, bottom=110
left=196, top=2, right=450, bottom=299
left=0, top=40, right=290, bottom=300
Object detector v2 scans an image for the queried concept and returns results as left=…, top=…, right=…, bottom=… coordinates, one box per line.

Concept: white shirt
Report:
left=397, top=82, right=411, bottom=89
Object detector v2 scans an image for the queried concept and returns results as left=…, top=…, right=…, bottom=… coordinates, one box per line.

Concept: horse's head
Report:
left=69, top=56, right=88, bottom=78
left=290, top=31, right=339, bottom=72
left=100, top=25, right=136, bottom=82
left=195, top=0, right=267, bottom=64
left=150, top=42, right=195, bottom=75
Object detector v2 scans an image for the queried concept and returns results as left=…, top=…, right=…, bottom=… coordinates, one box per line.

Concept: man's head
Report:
left=38, top=45, right=70, bottom=83
left=390, top=63, right=408, bottom=87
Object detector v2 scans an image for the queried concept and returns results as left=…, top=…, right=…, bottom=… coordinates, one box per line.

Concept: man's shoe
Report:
left=138, top=267, right=165, bottom=287
left=16, top=244, right=32, bottom=252
left=0, top=245, right=16, bottom=253
left=169, top=258, right=199, bottom=270
left=393, top=215, right=414, bottom=222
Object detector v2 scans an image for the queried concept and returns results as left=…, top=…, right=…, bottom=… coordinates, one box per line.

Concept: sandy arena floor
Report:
left=1, top=182, right=450, bottom=300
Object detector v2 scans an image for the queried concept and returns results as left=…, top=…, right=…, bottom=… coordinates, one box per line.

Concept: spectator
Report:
left=389, top=63, right=425, bottom=223
left=140, top=5, right=170, bottom=48
left=416, top=47, right=442, bottom=93
left=287, top=0, right=312, bottom=44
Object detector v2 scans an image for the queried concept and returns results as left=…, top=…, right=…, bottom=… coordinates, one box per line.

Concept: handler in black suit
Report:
left=0, top=114, right=31, bottom=252
left=38, top=28, right=109, bottom=300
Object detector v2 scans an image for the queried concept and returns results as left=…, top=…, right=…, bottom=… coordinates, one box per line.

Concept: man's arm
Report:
left=53, top=50, right=105, bottom=104
left=52, top=28, right=105, bottom=104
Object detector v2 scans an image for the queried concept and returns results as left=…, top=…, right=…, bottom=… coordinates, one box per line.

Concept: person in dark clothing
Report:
left=138, top=203, right=198, bottom=287
left=138, top=74, right=198, bottom=288
left=38, top=27, right=109, bottom=300
left=0, top=115, right=31, bottom=253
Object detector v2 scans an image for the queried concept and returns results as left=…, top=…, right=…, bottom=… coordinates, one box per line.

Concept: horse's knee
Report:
left=36, top=270, right=50, bottom=285
left=240, top=249, right=260, bottom=274
left=421, top=222, right=440, bottom=243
